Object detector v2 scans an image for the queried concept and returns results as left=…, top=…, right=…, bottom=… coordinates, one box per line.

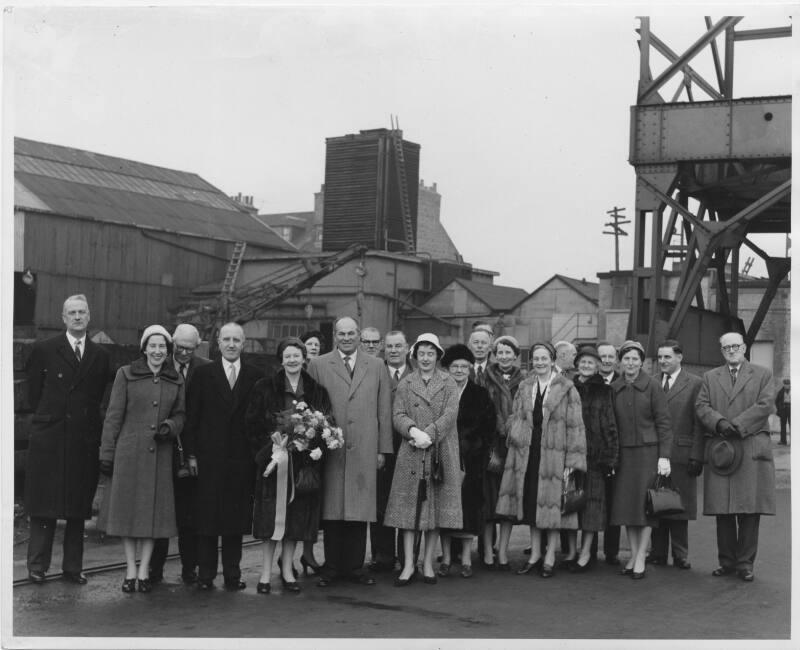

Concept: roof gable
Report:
left=14, top=137, right=295, bottom=251
left=514, top=274, right=599, bottom=309
left=453, top=278, right=528, bottom=311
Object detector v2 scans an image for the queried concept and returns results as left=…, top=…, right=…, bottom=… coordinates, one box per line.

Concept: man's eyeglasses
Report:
left=361, top=339, right=381, bottom=345
left=721, top=344, right=743, bottom=352
left=175, top=345, right=197, bottom=354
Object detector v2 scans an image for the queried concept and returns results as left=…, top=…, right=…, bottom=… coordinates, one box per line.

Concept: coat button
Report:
left=152, top=401, right=158, bottom=406
left=153, top=378, right=159, bottom=383
left=148, top=446, right=155, bottom=453
left=150, top=425, right=156, bottom=430
left=57, top=373, right=63, bottom=378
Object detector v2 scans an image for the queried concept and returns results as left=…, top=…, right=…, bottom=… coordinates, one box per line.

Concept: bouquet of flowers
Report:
left=264, top=400, right=344, bottom=477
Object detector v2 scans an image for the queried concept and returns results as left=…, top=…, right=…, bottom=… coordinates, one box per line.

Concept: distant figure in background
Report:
left=183, top=322, right=261, bottom=591
left=300, top=330, right=325, bottom=359
left=149, top=323, right=210, bottom=585
left=647, top=340, right=704, bottom=571
left=696, top=331, right=776, bottom=583
left=775, top=378, right=790, bottom=445
left=554, top=340, right=577, bottom=381
left=370, top=330, right=412, bottom=572
left=596, top=341, right=621, bottom=565
left=360, top=327, right=383, bottom=357
left=25, top=294, right=112, bottom=586
left=98, top=325, right=185, bottom=594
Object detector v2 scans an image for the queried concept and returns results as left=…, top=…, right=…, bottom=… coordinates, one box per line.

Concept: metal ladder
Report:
left=221, top=241, right=247, bottom=297
left=390, top=116, right=415, bottom=253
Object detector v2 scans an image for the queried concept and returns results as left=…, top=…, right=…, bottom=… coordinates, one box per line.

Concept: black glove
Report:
left=687, top=459, right=703, bottom=477
left=153, top=422, right=172, bottom=442
left=99, top=460, right=114, bottom=477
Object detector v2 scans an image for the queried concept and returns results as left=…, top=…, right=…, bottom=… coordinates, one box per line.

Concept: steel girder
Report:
left=629, top=17, right=791, bottom=357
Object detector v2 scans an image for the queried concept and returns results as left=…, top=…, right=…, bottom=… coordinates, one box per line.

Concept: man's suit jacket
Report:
left=24, top=333, right=112, bottom=519
left=696, top=360, right=776, bottom=515
left=182, top=359, right=261, bottom=535
left=308, top=350, right=392, bottom=522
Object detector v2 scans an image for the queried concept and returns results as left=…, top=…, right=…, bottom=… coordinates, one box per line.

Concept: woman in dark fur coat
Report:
left=244, top=338, right=332, bottom=595
left=568, top=345, right=619, bottom=572
left=438, top=344, right=497, bottom=578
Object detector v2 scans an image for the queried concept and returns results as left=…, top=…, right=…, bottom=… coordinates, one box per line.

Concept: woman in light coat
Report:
left=495, top=341, right=586, bottom=578
left=99, top=325, right=185, bottom=594
left=384, top=333, right=462, bottom=586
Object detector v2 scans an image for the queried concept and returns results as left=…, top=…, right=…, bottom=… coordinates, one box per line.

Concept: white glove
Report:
left=409, top=426, right=432, bottom=449
left=657, top=457, right=671, bottom=476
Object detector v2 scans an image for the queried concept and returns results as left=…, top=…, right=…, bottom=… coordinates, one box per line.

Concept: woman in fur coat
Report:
left=495, top=342, right=586, bottom=578
left=568, top=345, right=619, bottom=572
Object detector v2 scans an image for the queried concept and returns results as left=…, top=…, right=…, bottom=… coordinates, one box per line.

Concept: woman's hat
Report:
left=140, top=324, right=172, bottom=352
left=618, top=339, right=645, bottom=361
left=574, top=344, right=601, bottom=367
left=531, top=341, right=556, bottom=361
left=708, top=438, right=744, bottom=476
left=494, top=335, right=520, bottom=356
left=411, top=333, right=444, bottom=358
left=441, top=343, right=475, bottom=367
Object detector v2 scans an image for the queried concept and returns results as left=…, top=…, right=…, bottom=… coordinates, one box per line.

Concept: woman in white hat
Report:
left=384, top=333, right=463, bottom=586
left=98, top=325, right=185, bottom=593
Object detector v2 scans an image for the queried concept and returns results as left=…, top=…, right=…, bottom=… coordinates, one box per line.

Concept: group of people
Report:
left=24, top=294, right=779, bottom=596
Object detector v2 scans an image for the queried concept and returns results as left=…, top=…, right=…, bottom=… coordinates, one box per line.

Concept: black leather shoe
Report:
left=347, top=573, right=376, bottom=586
left=631, top=570, right=646, bottom=580
left=368, top=560, right=394, bottom=573
left=28, top=570, right=46, bottom=585
left=516, top=559, right=543, bottom=575
left=738, top=569, right=755, bottom=582
left=197, top=580, right=215, bottom=591
left=224, top=579, right=246, bottom=591
left=569, top=559, right=593, bottom=573
left=645, top=555, right=666, bottom=565
left=181, top=570, right=198, bottom=585
left=673, top=558, right=692, bottom=570
left=422, top=574, right=438, bottom=584
left=540, top=564, right=554, bottom=578
left=620, top=567, right=634, bottom=576
left=317, top=576, right=334, bottom=587
left=256, top=582, right=271, bottom=594
left=281, top=577, right=301, bottom=593
left=712, top=566, right=736, bottom=577
left=437, top=563, right=451, bottom=577
left=63, top=572, right=88, bottom=585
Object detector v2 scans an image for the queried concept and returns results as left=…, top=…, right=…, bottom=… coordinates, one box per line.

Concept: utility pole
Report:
left=603, top=206, right=630, bottom=271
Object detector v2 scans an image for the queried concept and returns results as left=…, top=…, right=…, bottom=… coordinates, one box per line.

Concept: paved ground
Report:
left=9, top=439, right=792, bottom=642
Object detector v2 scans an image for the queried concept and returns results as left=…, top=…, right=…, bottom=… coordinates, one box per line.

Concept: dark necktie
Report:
left=179, top=362, right=187, bottom=378
left=344, top=356, right=353, bottom=378
left=74, top=341, right=82, bottom=362
left=477, top=365, right=484, bottom=385
left=394, top=369, right=400, bottom=382
left=730, top=366, right=738, bottom=387
left=662, top=374, right=670, bottom=393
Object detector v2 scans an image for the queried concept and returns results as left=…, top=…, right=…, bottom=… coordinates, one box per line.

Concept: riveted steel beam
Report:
left=640, top=29, right=723, bottom=100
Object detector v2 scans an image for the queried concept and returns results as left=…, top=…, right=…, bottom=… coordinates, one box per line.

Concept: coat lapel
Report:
left=713, top=366, right=733, bottom=399
left=729, top=362, right=753, bottom=402
left=73, top=338, right=100, bottom=385
left=213, top=361, right=234, bottom=407
left=328, top=353, right=352, bottom=386
left=666, top=370, right=689, bottom=403
left=349, top=354, right=368, bottom=397
left=57, top=334, right=80, bottom=371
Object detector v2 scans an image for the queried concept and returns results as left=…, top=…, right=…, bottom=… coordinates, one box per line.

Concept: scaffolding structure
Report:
left=628, top=16, right=791, bottom=361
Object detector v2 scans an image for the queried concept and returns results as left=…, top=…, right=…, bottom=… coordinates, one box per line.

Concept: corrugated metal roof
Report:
left=14, top=137, right=295, bottom=251
left=553, top=274, right=600, bottom=304
left=454, top=278, right=528, bottom=311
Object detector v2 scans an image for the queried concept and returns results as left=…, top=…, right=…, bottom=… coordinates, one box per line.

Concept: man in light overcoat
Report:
left=695, top=331, right=776, bottom=582
left=648, top=339, right=704, bottom=569
left=307, top=316, right=393, bottom=586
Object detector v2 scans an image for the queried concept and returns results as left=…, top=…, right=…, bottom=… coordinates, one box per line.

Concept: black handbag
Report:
left=175, top=432, right=191, bottom=479
left=561, top=470, right=587, bottom=515
left=294, top=464, right=321, bottom=495
left=645, top=474, right=685, bottom=516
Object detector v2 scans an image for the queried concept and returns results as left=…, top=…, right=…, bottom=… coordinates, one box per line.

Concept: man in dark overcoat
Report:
left=596, top=341, right=621, bottom=565
left=696, top=331, right=776, bottom=582
left=183, top=322, right=260, bottom=590
left=647, top=339, right=704, bottom=569
left=149, top=323, right=210, bottom=585
left=369, top=330, right=411, bottom=572
left=307, top=316, right=393, bottom=586
left=24, top=294, right=112, bottom=585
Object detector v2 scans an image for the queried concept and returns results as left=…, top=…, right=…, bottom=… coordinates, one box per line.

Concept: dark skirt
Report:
left=252, top=457, right=321, bottom=542
left=482, top=468, right=502, bottom=523
left=610, top=445, right=658, bottom=527
left=452, top=455, right=484, bottom=536
left=520, top=426, right=543, bottom=526
left=578, top=466, right=606, bottom=532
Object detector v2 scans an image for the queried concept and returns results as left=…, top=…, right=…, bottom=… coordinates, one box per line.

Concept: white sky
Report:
left=5, top=3, right=795, bottom=291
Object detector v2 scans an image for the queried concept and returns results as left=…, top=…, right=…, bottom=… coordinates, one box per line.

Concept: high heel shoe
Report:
left=137, top=578, right=152, bottom=593
left=121, top=578, right=136, bottom=593
left=394, top=571, right=416, bottom=587
left=256, top=582, right=271, bottom=594
left=300, top=556, right=323, bottom=576
left=516, top=558, right=543, bottom=575
left=281, top=576, right=301, bottom=593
